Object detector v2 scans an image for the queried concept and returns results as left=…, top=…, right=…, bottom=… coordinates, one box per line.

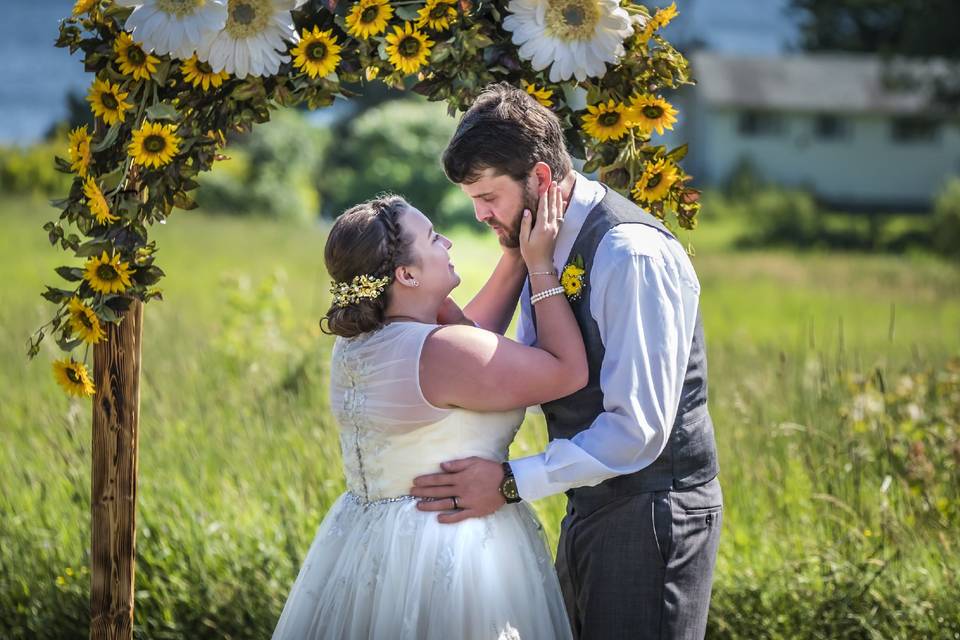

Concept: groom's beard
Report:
left=496, top=184, right=539, bottom=249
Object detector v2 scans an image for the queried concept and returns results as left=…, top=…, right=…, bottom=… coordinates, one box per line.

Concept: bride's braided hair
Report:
left=321, top=194, right=416, bottom=338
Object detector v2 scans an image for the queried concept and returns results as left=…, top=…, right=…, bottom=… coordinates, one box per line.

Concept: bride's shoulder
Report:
left=424, top=323, right=498, bottom=349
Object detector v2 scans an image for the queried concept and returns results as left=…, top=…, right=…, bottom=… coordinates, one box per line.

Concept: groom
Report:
left=411, top=83, right=722, bottom=639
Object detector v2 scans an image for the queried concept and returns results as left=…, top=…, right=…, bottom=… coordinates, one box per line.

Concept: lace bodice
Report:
left=330, top=322, right=525, bottom=502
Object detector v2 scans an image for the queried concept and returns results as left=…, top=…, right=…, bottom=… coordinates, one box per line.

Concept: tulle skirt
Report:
left=271, top=492, right=572, bottom=640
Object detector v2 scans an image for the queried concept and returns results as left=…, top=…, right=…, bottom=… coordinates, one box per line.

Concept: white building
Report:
left=672, top=52, right=960, bottom=210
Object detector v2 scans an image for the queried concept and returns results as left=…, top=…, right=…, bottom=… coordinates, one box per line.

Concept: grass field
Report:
left=2, top=195, right=959, bottom=638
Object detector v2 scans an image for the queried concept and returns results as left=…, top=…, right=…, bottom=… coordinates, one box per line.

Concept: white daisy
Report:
left=196, top=0, right=305, bottom=78
left=503, top=0, right=634, bottom=82
left=116, top=0, right=228, bottom=60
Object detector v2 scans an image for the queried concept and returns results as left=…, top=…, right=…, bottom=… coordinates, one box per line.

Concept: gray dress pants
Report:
left=555, top=477, right=722, bottom=640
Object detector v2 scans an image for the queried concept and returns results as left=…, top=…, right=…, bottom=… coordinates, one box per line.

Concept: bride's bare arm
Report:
left=458, top=250, right=527, bottom=335
left=419, top=324, right=586, bottom=410
left=420, top=182, right=587, bottom=411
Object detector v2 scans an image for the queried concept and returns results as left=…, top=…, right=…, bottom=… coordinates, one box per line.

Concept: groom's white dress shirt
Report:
left=510, top=172, right=703, bottom=502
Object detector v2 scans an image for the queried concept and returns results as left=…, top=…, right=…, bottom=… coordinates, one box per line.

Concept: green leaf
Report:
left=666, top=144, right=688, bottom=163
left=98, top=166, right=126, bottom=192
left=55, top=266, right=85, bottom=282
left=152, top=59, right=173, bottom=85
left=54, top=156, right=74, bottom=174
left=172, top=191, right=198, bottom=210
left=145, top=102, right=180, bottom=122
left=431, top=43, right=452, bottom=64
left=94, top=304, right=121, bottom=324
left=62, top=234, right=81, bottom=252
left=104, top=296, right=133, bottom=313
left=75, top=239, right=112, bottom=258
left=135, top=265, right=165, bottom=286
left=55, top=332, right=84, bottom=352
left=92, top=123, right=121, bottom=152
left=395, top=4, right=421, bottom=20
left=231, top=79, right=266, bottom=101
left=582, top=156, right=601, bottom=174
left=41, top=287, right=74, bottom=304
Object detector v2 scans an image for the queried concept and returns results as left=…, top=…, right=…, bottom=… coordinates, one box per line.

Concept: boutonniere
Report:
left=560, top=255, right=586, bottom=300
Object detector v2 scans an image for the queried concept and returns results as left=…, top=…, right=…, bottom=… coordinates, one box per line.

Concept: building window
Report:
left=814, top=114, right=851, bottom=140
left=738, top=111, right=784, bottom=137
left=891, top=117, right=941, bottom=143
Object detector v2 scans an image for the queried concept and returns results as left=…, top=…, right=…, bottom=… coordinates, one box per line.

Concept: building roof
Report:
left=690, top=51, right=949, bottom=115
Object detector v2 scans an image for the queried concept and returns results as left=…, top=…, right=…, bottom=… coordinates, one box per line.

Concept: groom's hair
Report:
left=442, top=83, right=572, bottom=185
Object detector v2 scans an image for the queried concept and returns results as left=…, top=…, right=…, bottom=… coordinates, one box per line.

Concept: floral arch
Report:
left=31, top=0, right=696, bottom=634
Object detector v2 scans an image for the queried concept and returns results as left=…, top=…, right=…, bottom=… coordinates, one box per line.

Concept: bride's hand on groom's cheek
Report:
left=410, top=457, right=506, bottom=524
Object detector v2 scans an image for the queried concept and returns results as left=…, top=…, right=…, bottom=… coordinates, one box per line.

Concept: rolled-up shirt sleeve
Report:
left=510, top=226, right=700, bottom=502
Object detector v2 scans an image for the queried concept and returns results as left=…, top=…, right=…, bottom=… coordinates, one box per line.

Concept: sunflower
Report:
left=504, top=0, right=633, bottom=82
left=522, top=80, right=554, bottom=108
left=197, top=0, right=300, bottom=78
left=67, top=125, right=92, bottom=178
left=84, top=251, right=134, bottom=295
left=630, top=95, right=678, bottom=136
left=73, top=0, right=97, bottom=16
left=345, top=0, right=394, bottom=39
left=114, top=32, right=161, bottom=81
left=128, top=121, right=182, bottom=169
left=53, top=358, right=96, bottom=397
left=385, top=22, right=433, bottom=75
left=560, top=262, right=585, bottom=300
left=180, top=55, right=231, bottom=89
left=639, top=2, right=678, bottom=43
left=582, top=99, right=631, bottom=141
left=416, top=0, right=457, bottom=31
left=652, top=2, right=678, bottom=29
left=67, top=297, right=106, bottom=345
left=291, top=26, right=342, bottom=79
left=83, top=177, right=120, bottom=225
left=87, top=78, right=132, bottom=126
left=631, top=158, right=679, bottom=204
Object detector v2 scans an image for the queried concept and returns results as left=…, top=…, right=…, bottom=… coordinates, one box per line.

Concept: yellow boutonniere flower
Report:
left=561, top=255, right=586, bottom=300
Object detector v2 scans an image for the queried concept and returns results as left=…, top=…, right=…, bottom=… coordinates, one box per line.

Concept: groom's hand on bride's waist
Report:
left=410, top=457, right=506, bottom=524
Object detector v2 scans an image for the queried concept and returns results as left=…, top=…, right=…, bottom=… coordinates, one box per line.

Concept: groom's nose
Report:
left=474, top=204, right=493, bottom=224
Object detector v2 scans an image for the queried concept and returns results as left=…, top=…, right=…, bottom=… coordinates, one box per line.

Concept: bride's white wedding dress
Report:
left=272, top=322, right=572, bottom=639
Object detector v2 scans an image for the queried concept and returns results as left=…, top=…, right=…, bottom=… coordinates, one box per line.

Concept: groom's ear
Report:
left=531, top=162, right=553, bottom=194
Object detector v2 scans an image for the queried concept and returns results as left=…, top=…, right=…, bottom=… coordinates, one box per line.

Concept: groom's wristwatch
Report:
left=499, top=462, right=522, bottom=504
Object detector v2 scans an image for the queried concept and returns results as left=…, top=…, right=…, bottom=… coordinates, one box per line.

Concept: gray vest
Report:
left=534, top=187, right=719, bottom=517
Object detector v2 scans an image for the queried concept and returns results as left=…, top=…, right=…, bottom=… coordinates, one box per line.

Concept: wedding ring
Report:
left=451, top=496, right=459, bottom=510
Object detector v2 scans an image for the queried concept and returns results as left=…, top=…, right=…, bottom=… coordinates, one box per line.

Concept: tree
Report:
left=789, top=0, right=960, bottom=104
left=790, top=0, right=960, bottom=57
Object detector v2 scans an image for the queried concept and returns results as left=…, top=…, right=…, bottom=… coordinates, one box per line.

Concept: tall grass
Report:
left=1, top=196, right=958, bottom=638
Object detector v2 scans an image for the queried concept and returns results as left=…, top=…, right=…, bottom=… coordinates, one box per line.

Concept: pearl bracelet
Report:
left=530, top=286, right=566, bottom=305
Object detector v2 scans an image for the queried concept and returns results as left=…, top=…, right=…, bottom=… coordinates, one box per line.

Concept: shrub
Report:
left=196, top=109, right=328, bottom=224
left=932, top=178, right=960, bottom=259
left=740, top=187, right=821, bottom=247
left=319, top=98, right=471, bottom=228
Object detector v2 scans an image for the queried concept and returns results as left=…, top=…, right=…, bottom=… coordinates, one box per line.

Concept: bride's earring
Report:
left=412, top=280, right=419, bottom=287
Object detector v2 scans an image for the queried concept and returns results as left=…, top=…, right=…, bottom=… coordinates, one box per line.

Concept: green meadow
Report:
left=2, top=195, right=958, bottom=638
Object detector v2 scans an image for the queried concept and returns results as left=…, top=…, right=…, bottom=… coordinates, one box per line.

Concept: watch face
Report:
left=503, top=478, right=519, bottom=500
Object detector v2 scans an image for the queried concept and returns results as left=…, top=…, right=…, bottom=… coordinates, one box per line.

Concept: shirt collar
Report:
left=553, top=171, right=606, bottom=269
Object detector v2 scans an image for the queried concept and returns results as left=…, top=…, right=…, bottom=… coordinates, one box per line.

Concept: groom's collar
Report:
left=552, top=171, right=606, bottom=271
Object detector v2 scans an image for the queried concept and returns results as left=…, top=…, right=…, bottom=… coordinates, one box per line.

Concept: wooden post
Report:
left=90, top=298, right=143, bottom=640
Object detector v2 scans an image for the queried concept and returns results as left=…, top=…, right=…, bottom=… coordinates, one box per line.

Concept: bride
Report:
left=271, top=181, right=584, bottom=639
